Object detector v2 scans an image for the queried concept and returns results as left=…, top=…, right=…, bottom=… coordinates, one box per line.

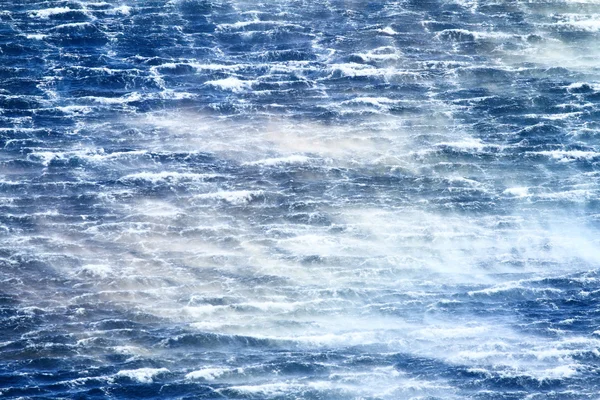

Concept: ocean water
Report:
left=1, top=0, right=600, bottom=398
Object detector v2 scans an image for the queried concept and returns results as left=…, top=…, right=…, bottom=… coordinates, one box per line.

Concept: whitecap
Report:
left=185, top=367, right=228, bottom=381
left=115, top=368, right=169, bottom=383
left=204, top=77, right=254, bottom=92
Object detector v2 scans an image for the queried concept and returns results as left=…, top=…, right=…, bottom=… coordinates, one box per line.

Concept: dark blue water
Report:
left=2, top=0, right=600, bottom=398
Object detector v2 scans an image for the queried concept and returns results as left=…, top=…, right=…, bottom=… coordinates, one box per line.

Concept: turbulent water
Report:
left=2, top=0, right=600, bottom=398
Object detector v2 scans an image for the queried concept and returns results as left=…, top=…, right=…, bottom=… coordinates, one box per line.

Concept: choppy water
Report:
left=1, top=0, right=600, bottom=398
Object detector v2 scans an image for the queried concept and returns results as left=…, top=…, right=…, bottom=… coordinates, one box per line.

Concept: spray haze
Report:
left=2, top=0, right=600, bottom=398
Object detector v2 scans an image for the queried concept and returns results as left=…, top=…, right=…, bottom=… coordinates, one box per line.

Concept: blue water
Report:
left=1, top=0, right=600, bottom=398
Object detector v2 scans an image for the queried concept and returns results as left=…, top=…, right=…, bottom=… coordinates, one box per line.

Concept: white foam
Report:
left=341, top=97, right=402, bottom=110
left=567, top=82, right=600, bottom=91
left=328, top=63, right=412, bottom=79
left=84, top=92, right=143, bottom=104
left=437, top=138, right=486, bottom=150
left=115, top=368, right=169, bottom=383
left=29, top=7, right=73, bottom=18
left=56, top=105, right=93, bottom=115
left=109, top=5, right=131, bottom=15
left=378, top=26, right=398, bottom=35
left=28, top=150, right=66, bottom=166
left=29, top=4, right=129, bottom=19
left=194, top=190, right=262, bottom=204
left=185, top=367, right=228, bottom=381
left=119, top=171, right=219, bottom=183
left=52, top=22, right=95, bottom=30
left=185, top=63, right=243, bottom=72
left=243, top=155, right=311, bottom=166
left=27, top=148, right=151, bottom=166
left=80, top=264, right=113, bottom=278
left=57, top=375, right=111, bottom=386
left=25, top=34, right=47, bottom=40
left=541, top=365, right=578, bottom=379
left=225, top=382, right=333, bottom=396
left=112, top=346, right=148, bottom=356
left=82, top=149, right=148, bottom=161
left=216, top=20, right=303, bottom=31
left=434, top=28, right=514, bottom=41
left=224, top=377, right=452, bottom=398
left=356, top=46, right=402, bottom=62
left=555, top=14, right=600, bottom=32
left=504, top=187, right=530, bottom=197
left=532, top=150, right=599, bottom=162
left=205, top=77, right=253, bottom=92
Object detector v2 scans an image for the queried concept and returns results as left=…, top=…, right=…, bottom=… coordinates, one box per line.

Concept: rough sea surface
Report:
left=1, top=0, right=600, bottom=398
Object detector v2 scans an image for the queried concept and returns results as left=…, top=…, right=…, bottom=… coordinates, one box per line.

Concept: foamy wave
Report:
left=29, top=7, right=75, bottom=19
left=194, top=190, right=263, bottom=204
left=119, top=171, right=220, bottom=183
left=244, top=155, right=312, bottom=166
left=205, top=77, right=254, bottom=92
left=115, top=368, right=169, bottom=383
left=185, top=367, right=228, bottom=381
left=532, top=150, right=599, bottom=161
left=503, top=187, right=530, bottom=198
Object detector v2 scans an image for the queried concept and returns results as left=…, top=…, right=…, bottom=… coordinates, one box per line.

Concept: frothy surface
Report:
left=2, top=0, right=600, bottom=399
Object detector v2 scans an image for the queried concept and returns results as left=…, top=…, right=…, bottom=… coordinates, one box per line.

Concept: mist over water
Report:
left=2, top=0, right=600, bottom=398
